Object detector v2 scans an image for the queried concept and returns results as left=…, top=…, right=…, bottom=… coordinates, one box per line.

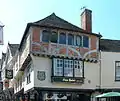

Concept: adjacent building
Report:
left=100, top=39, right=120, bottom=91
left=0, top=43, right=19, bottom=101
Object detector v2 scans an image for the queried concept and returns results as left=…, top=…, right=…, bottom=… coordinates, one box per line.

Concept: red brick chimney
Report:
left=81, top=9, right=92, bottom=32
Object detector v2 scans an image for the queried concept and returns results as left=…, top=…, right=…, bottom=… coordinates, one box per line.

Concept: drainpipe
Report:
left=98, top=32, right=102, bottom=92
left=99, top=50, right=102, bottom=90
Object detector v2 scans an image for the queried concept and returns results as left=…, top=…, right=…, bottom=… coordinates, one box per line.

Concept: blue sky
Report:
left=0, top=0, right=119, bottom=57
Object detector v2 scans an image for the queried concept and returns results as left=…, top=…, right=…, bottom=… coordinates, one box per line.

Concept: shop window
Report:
left=59, top=33, right=66, bottom=44
left=75, top=35, right=82, bottom=46
left=115, top=61, right=120, bottom=81
left=68, top=34, right=74, bottom=45
left=50, top=31, right=58, bottom=43
left=42, top=30, right=50, bottom=42
left=53, top=58, right=83, bottom=77
left=83, top=36, right=89, bottom=48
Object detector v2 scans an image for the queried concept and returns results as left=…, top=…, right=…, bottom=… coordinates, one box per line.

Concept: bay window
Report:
left=53, top=58, right=83, bottom=77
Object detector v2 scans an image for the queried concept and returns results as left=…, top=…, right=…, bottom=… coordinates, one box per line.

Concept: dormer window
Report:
left=83, top=36, right=89, bottom=48
left=50, top=31, right=58, bottom=43
left=59, top=33, right=66, bottom=44
left=42, top=30, right=50, bottom=42
left=68, top=34, right=74, bottom=45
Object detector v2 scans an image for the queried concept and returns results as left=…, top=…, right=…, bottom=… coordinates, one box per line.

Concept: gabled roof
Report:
left=19, top=13, right=101, bottom=50
left=8, top=43, right=19, bottom=56
left=100, top=39, right=120, bottom=52
left=33, top=13, right=84, bottom=32
left=29, top=13, right=101, bottom=37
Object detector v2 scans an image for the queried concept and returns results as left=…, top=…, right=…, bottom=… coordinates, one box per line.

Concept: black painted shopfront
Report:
left=18, top=87, right=93, bottom=101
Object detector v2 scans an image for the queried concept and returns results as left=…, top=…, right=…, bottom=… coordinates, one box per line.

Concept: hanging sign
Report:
left=5, top=69, right=13, bottom=79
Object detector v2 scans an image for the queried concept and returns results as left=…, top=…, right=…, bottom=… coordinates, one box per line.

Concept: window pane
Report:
left=64, top=59, right=73, bottom=77
left=68, top=34, right=74, bottom=45
left=83, top=36, right=89, bottom=48
left=74, top=60, right=83, bottom=77
left=59, top=33, right=66, bottom=44
left=50, top=32, right=58, bottom=43
left=42, top=30, right=50, bottom=42
left=76, top=35, right=82, bottom=46
left=54, top=58, right=63, bottom=76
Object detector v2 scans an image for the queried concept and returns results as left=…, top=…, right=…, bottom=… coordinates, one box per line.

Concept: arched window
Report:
left=83, top=36, right=89, bottom=48
left=68, top=34, right=74, bottom=45
left=42, top=30, right=50, bottom=42
left=50, top=31, right=58, bottom=43
left=76, top=35, right=82, bottom=46
left=59, top=33, right=66, bottom=44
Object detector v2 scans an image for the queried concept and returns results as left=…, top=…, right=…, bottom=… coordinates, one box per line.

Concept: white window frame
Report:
left=64, top=59, right=73, bottom=77
left=53, top=58, right=63, bottom=76
left=53, top=58, right=83, bottom=78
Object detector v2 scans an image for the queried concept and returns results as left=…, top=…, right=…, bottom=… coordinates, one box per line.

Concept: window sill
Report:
left=40, top=41, right=90, bottom=49
left=115, top=80, right=120, bottom=82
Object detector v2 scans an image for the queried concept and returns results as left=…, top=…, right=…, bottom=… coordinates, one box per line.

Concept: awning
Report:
left=95, top=92, right=120, bottom=98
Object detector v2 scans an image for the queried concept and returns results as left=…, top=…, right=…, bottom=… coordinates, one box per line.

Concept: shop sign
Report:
left=5, top=69, right=13, bottom=79
left=37, top=71, right=46, bottom=81
left=51, top=77, right=84, bottom=83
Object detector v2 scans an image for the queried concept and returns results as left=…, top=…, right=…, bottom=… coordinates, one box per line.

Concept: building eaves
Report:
left=100, top=39, right=120, bottom=52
